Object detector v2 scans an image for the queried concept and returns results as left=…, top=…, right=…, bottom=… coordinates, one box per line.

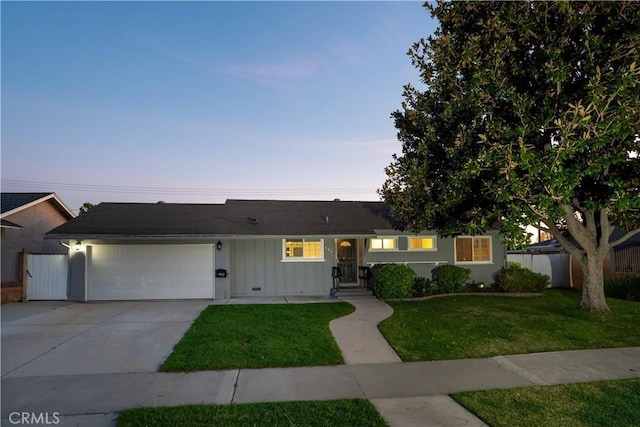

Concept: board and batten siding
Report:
left=230, top=239, right=332, bottom=296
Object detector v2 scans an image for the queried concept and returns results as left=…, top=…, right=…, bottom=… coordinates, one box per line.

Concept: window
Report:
left=370, top=237, right=396, bottom=251
left=283, top=239, right=324, bottom=261
left=408, top=237, right=436, bottom=251
left=455, top=236, right=492, bottom=263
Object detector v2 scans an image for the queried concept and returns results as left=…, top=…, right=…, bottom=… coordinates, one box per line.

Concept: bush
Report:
left=431, top=264, right=471, bottom=293
left=493, top=263, right=550, bottom=293
left=605, top=274, right=640, bottom=302
left=468, top=281, right=490, bottom=292
left=413, top=276, right=439, bottom=297
left=373, top=264, right=416, bottom=299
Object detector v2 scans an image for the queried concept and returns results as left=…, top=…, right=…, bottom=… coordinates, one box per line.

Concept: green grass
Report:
left=117, top=399, right=387, bottom=427
left=453, top=379, right=640, bottom=427
left=161, top=302, right=354, bottom=371
left=379, top=289, right=640, bottom=361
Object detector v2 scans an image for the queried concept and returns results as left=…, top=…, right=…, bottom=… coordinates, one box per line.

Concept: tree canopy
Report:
left=78, top=202, right=95, bottom=215
left=381, top=1, right=640, bottom=312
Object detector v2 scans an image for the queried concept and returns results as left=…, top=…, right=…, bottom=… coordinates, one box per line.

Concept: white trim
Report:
left=1, top=193, right=75, bottom=219
left=454, top=235, right=493, bottom=264
left=407, top=236, right=438, bottom=251
left=367, top=260, right=448, bottom=266
left=369, top=236, right=397, bottom=252
left=281, top=238, right=325, bottom=262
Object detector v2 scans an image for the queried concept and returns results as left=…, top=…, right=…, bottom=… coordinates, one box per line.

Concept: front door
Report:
left=336, top=239, right=357, bottom=285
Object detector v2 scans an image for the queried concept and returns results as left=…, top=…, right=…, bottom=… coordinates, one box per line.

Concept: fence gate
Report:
left=26, top=254, right=68, bottom=300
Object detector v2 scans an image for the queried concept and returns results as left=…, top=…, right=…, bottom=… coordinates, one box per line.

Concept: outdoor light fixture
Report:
left=216, top=240, right=222, bottom=251
left=74, top=240, right=82, bottom=251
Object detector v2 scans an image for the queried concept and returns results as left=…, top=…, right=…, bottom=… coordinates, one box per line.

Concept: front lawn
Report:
left=118, top=399, right=387, bottom=427
left=161, top=302, right=354, bottom=371
left=453, top=378, right=640, bottom=427
left=379, top=289, right=640, bottom=361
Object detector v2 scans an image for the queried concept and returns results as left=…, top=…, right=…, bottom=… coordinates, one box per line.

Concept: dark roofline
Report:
left=45, top=199, right=503, bottom=239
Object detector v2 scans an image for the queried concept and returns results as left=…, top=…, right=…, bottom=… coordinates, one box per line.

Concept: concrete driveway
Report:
left=1, top=300, right=209, bottom=378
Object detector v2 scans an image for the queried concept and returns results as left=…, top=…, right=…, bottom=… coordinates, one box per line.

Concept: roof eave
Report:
left=1, top=193, right=76, bottom=219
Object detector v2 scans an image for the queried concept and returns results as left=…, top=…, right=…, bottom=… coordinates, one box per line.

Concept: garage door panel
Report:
left=89, top=245, right=213, bottom=300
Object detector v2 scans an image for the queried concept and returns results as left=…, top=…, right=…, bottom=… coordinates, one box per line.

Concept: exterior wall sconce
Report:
left=216, top=240, right=222, bottom=251
left=74, top=240, right=82, bottom=251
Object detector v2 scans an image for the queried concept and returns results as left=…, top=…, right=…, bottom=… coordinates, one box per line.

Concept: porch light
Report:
left=74, top=240, right=82, bottom=251
left=216, top=240, right=222, bottom=251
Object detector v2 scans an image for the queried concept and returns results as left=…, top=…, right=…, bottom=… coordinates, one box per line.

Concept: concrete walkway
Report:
left=2, top=299, right=639, bottom=427
left=329, top=299, right=402, bottom=364
left=2, top=347, right=638, bottom=426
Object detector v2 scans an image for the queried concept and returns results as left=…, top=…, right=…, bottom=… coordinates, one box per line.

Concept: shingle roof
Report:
left=46, top=199, right=404, bottom=238
left=1, top=192, right=75, bottom=220
left=1, top=193, right=55, bottom=214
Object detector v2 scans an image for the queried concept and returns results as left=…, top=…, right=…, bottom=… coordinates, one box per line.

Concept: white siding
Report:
left=88, top=244, right=213, bottom=300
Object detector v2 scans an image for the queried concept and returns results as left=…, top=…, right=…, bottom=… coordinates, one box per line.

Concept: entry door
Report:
left=337, top=239, right=357, bottom=284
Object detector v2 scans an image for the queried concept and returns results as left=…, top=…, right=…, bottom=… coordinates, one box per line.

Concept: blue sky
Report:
left=1, top=1, right=435, bottom=213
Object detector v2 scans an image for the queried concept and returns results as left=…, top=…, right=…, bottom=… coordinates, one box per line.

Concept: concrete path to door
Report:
left=329, top=299, right=402, bottom=364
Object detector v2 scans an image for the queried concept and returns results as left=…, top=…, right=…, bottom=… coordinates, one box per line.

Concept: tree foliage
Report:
left=78, top=202, right=95, bottom=215
left=381, top=1, right=640, bottom=312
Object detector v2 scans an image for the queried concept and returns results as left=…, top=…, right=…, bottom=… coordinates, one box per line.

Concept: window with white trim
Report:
left=455, top=236, right=492, bottom=263
left=283, top=239, right=324, bottom=261
left=408, top=236, right=437, bottom=251
left=369, top=237, right=396, bottom=251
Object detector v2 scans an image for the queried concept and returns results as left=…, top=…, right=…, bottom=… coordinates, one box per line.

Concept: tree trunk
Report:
left=580, top=253, right=610, bottom=312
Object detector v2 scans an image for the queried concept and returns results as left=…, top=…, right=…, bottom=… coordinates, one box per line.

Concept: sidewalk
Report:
left=2, top=347, right=639, bottom=426
left=2, top=298, right=639, bottom=427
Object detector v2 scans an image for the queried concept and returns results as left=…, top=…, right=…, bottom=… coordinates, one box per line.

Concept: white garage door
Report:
left=88, top=244, right=214, bottom=300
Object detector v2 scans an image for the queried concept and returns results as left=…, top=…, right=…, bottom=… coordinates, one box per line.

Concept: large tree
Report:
left=381, top=1, right=640, bottom=312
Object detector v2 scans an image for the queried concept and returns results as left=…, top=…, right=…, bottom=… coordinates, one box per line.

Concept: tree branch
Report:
left=561, top=204, right=594, bottom=253
left=598, top=209, right=613, bottom=251
left=609, top=227, right=640, bottom=249
left=544, top=218, right=585, bottom=259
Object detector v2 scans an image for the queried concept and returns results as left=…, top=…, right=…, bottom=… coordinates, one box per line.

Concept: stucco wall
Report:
left=1, top=201, right=70, bottom=284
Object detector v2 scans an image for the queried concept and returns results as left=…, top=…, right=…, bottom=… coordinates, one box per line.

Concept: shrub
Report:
left=604, top=274, right=640, bottom=302
left=373, top=264, right=415, bottom=299
left=493, top=263, right=550, bottom=293
left=431, top=264, right=471, bottom=293
left=413, top=276, right=438, bottom=297
left=468, top=281, right=490, bottom=292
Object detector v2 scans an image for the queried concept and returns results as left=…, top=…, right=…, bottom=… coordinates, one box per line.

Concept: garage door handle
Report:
left=26, top=270, right=32, bottom=278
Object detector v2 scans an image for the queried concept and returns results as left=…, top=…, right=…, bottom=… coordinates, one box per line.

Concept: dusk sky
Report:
left=1, top=1, right=435, bottom=214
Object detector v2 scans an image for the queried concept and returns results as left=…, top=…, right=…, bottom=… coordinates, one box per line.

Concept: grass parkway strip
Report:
left=117, top=399, right=387, bottom=427
left=453, top=378, right=640, bottom=427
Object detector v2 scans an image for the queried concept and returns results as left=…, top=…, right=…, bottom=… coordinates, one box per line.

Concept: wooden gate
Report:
left=26, top=254, right=68, bottom=300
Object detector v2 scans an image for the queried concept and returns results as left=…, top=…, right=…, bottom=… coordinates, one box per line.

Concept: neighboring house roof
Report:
left=1, top=219, right=25, bottom=229
left=511, top=230, right=640, bottom=254
left=47, top=199, right=404, bottom=238
left=1, top=192, right=76, bottom=221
